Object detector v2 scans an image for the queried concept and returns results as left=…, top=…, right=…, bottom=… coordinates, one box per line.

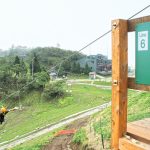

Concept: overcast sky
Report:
left=0, top=0, right=150, bottom=66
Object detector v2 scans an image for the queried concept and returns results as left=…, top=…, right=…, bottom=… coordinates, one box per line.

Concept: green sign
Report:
left=135, top=22, right=150, bottom=85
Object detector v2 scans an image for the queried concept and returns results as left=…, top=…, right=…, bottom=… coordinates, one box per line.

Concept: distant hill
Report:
left=26, top=47, right=85, bottom=69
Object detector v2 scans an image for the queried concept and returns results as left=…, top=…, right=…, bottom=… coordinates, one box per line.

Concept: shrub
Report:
left=42, top=80, right=66, bottom=100
left=72, top=128, right=87, bottom=144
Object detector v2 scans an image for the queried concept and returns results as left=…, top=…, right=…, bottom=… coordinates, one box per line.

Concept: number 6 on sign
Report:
left=141, top=39, right=145, bottom=48
left=138, top=31, right=148, bottom=51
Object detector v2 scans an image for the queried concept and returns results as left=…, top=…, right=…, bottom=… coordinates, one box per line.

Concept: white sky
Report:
left=0, top=0, right=150, bottom=66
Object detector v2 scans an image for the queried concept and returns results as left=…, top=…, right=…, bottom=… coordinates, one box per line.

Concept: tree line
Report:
left=0, top=47, right=91, bottom=101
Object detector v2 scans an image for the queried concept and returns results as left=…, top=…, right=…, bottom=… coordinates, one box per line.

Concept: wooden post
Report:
left=111, top=19, right=128, bottom=150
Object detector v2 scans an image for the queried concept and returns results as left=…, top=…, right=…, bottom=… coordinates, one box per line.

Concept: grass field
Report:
left=11, top=90, right=150, bottom=150
left=0, top=84, right=111, bottom=143
left=75, top=80, right=111, bottom=86
left=93, top=80, right=111, bottom=86
left=67, top=73, right=89, bottom=79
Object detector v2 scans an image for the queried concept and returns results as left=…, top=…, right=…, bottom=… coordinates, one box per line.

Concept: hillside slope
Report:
left=12, top=90, right=150, bottom=150
left=0, top=84, right=111, bottom=143
left=84, top=90, right=150, bottom=149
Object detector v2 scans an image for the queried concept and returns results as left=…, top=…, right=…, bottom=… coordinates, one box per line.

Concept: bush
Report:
left=72, top=128, right=87, bottom=144
left=33, top=71, right=49, bottom=90
left=42, top=80, right=66, bottom=100
left=24, top=72, right=49, bottom=91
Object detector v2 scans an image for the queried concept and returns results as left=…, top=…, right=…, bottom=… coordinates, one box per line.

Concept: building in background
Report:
left=78, top=54, right=112, bottom=75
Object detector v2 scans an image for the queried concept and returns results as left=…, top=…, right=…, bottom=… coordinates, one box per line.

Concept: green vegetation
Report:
left=42, top=80, right=66, bottom=100
left=128, top=91, right=150, bottom=121
left=0, top=84, right=111, bottom=143
left=0, top=46, right=112, bottom=149
left=93, top=109, right=111, bottom=140
left=0, top=47, right=92, bottom=103
left=67, top=73, right=89, bottom=79
left=93, top=108, right=111, bottom=143
left=92, top=90, right=150, bottom=147
left=27, top=47, right=92, bottom=76
left=1, top=47, right=148, bottom=150
left=72, top=128, right=87, bottom=144
left=12, top=127, right=65, bottom=150
left=93, top=80, right=111, bottom=86
left=13, top=125, right=87, bottom=150
left=0, top=51, right=49, bottom=102
left=11, top=90, right=150, bottom=150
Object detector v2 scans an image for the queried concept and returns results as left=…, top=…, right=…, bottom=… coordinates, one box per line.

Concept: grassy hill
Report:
left=88, top=90, right=150, bottom=149
left=0, top=84, right=111, bottom=143
left=11, top=90, right=150, bottom=150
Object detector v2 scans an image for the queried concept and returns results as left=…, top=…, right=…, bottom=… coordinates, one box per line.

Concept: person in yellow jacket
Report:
left=0, top=106, right=17, bottom=124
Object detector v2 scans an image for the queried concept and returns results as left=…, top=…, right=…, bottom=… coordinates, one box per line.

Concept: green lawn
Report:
left=67, top=73, right=89, bottom=79
left=93, top=80, right=111, bottom=86
left=11, top=90, right=150, bottom=150
left=0, top=84, right=111, bottom=143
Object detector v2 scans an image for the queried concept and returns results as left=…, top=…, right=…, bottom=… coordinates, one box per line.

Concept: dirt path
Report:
left=42, top=117, right=88, bottom=150
left=0, top=102, right=111, bottom=150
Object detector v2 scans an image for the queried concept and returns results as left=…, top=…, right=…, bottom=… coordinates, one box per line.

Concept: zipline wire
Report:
left=0, top=4, right=150, bottom=137
left=1, top=4, right=150, bottom=104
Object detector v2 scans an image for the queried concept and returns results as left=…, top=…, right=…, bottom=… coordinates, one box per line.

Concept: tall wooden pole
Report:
left=111, top=19, right=128, bottom=150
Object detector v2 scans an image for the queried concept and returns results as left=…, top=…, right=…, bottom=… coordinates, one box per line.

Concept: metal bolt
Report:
left=113, top=80, right=118, bottom=85
left=112, top=22, right=117, bottom=29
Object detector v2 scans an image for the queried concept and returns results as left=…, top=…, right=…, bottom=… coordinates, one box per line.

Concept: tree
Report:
left=13, top=56, right=21, bottom=77
left=84, top=63, right=91, bottom=74
left=62, top=60, right=71, bottom=72
left=20, top=59, right=27, bottom=77
left=27, top=47, right=85, bottom=71
left=14, top=56, right=20, bottom=65
left=71, top=62, right=77, bottom=73
left=58, top=66, right=65, bottom=76
left=76, top=63, right=81, bottom=74
left=13, top=64, right=21, bottom=77
left=30, top=53, right=41, bottom=77
left=33, top=71, right=49, bottom=90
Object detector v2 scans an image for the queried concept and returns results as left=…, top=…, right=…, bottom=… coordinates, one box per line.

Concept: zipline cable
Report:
left=1, top=4, right=150, bottom=138
left=1, top=4, right=150, bottom=104
left=128, top=5, right=150, bottom=20
left=50, top=4, right=150, bottom=75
